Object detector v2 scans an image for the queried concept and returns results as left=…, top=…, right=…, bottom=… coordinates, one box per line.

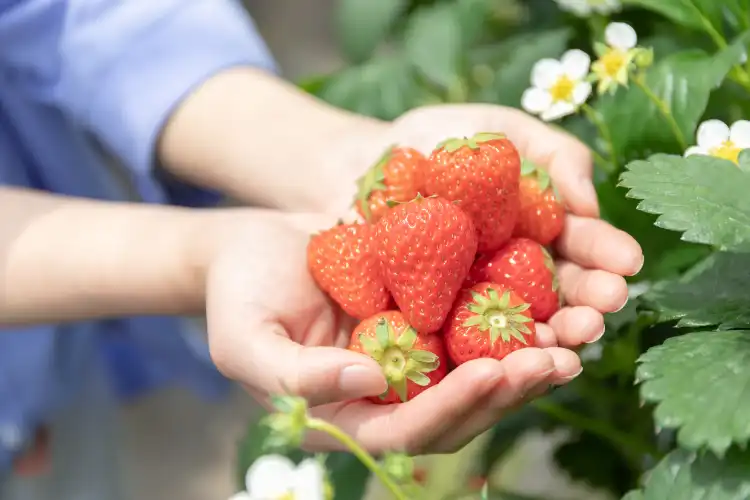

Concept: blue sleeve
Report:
left=0, top=0, right=277, bottom=176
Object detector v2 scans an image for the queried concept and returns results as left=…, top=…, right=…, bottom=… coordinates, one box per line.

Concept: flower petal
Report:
left=245, top=455, right=296, bottom=497
left=521, top=87, right=553, bottom=114
left=594, top=0, right=622, bottom=14
left=293, top=459, right=327, bottom=500
left=696, top=119, right=730, bottom=149
left=228, top=493, right=252, bottom=500
left=532, top=58, right=564, bottom=89
left=572, top=81, right=592, bottom=105
left=541, top=101, right=576, bottom=122
left=555, top=0, right=592, bottom=16
left=605, top=22, right=637, bottom=50
left=561, top=49, right=591, bottom=80
left=729, top=120, right=750, bottom=148
left=684, top=146, right=708, bottom=157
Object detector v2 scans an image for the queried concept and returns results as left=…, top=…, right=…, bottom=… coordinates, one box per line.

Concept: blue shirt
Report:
left=0, top=0, right=277, bottom=470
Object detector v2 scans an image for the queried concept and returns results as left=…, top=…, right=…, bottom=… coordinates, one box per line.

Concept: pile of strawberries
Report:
left=307, top=132, right=565, bottom=404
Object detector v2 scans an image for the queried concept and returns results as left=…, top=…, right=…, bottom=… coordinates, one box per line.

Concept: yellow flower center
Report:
left=598, top=49, right=627, bottom=77
left=277, top=493, right=295, bottom=500
left=549, top=75, right=576, bottom=102
left=709, top=140, right=742, bottom=164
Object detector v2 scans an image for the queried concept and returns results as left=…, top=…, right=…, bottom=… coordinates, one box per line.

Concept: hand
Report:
left=204, top=211, right=583, bottom=455
left=325, top=104, right=644, bottom=349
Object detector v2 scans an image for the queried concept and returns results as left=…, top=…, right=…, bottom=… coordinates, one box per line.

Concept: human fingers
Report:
left=306, top=358, right=506, bottom=454
left=432, top=347, right=581, bottom=453
left=547, top=306, right=606, bottom=348
left=208, top=304, right=387, bottom=407
left=205, top=219, right=386, bottom=407
left=556, top=215, right=644, bottom=275
left=557, top=261, right=629, bottom=313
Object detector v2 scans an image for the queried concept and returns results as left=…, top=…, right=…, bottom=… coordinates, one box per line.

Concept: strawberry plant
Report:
left=235, top=1, right=750, bottom=499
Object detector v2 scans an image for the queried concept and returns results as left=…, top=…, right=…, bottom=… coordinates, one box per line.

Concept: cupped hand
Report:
left=205, top=212, right=581, bottom=455
left=325, top=104, right=644, bottom=349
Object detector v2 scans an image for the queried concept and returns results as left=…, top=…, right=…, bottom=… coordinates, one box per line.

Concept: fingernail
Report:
left=586, top=325, right=606, bottom=344
left=339, top=365, right=387, bottom=398
left=560, top=366, right=583, bottom=382
left=629, top=254, right=645, bottom=276
left=614, top=297, right=629, bottom=313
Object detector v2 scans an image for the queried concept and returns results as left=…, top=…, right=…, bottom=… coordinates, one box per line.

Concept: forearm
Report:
left=0, top=187, right=209, bottom=325
left=158, top=67, right=387, bottom=211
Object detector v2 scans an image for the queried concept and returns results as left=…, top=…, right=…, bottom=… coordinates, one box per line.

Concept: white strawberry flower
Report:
left=591, top=22, right=642, bottom=95
left=684, top=119, right=750, bottom=165
left=521, top=49, right=593, bottom=122
left=555, top=0, right=621, bottom=17
left=229, top=455, right=327, bottom=500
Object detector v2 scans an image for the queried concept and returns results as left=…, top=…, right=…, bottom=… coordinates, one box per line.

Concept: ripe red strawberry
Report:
left=307, top=222, right=390, bottom=320
left=375, top=195, right=478, bottom=334
left=464, top=238, right=560, bottom=322
left=348, top=311, right=447, bottom=404
left=513, top=159, right=565, bottom=245
left=425, top=132, right=521, bottom=253
left=443, top=282, right=536, bottom=366
left=353, top=146, right=427, bottom=223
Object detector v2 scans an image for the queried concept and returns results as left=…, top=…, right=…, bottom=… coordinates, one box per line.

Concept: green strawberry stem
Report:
left=437, top=132, right=506, bottom=153
left=306, top=418, right=409, bottom=500
left=464, top=287, right=533, bottom=344
left=359, top=317, right=440, bottom=403
left=353, top=145, right=393, bottom=221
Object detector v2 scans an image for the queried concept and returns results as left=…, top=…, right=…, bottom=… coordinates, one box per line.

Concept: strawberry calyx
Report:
left=354, top=146, right=394, bottom=221
left=358, top=317, right=440, bottom=402
left=463, top=286, right=533, bottom=345
left=521, top=158, right=562, bottom=201
left=437, top=132, right=506, bottom=153
left=385, top=192, right=435, bottom=208
left=541, top=246, right=560, bottom=293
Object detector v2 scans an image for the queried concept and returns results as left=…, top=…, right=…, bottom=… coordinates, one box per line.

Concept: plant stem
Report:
left=306, top=418, right=408, bottom=500
left=685, top=3, right=750, bottom=93
left=580, top=103, right=617, bottom=173
left=633, top=77, right=687, bottom=151
left=531, top=399, right=660, bottom=470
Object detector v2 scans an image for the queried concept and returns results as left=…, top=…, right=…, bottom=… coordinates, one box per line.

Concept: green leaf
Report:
left=637, top=330, right=750, bottom=456
left=317, top=55, right=428, bottom=120
left=469, top=28, right=571, bottom=107
left=619, top=154, right=750, bottom=252
left=621, top=0, right=725, bottom=33
left=623, top=447, right=750, bottom=499
left=335, top=0, right=407, bottom=63
left=326, top=452, right=371, bottom=500
left=598, top=48, right=743, bottom=162
left=739, top=149, right=750, bottom=173
left=644, top=252, right=750, bottom=328
left=553, top=431, right=637, bottom=496
left=404, top=3, right=465, bottom=88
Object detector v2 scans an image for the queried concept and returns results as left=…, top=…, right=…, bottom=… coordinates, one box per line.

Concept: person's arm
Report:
left=0, top=187, right=213, bottom=325
left=0, top=0, right=382, bottom=212
left=158, top=67, right=386, bottom=212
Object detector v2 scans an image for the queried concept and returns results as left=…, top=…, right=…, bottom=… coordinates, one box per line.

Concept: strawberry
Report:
left=307, top=222, right=390, bottom=320
left=443, top=282, right=536, bottom=366
left=375, top=195, right=478, bottom=334
left=513, top=159, right=565, bottom=245
left=354, top=146, right=426, bottom=223
left=348, top=311, right=447, bottom=404
left=468, top=238, right=560, bottom=322
left=425, top=132, right=521, bottom=253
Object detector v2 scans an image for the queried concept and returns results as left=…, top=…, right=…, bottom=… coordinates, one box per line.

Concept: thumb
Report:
left=210, top=322, right=388, bottom=407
